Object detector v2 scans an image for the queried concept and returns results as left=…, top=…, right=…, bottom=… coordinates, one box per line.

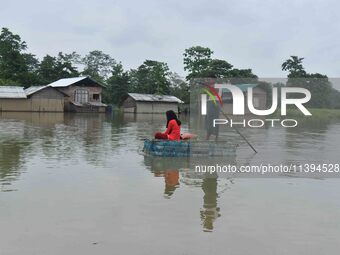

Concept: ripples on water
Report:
left=1, top=112, right=340, bottom=254
left=1, top=111, right=340, bottom=197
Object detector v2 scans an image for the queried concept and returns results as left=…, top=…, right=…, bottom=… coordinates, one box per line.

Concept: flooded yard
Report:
left=1, top=112, right=340, bottom=255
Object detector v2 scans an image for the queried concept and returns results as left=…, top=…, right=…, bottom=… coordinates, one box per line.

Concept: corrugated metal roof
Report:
left=128, top=93, right=183, bottom=103
left=48, top=77, right=88, bottom=87
left=48, top=76, right=105, bottom=88
left=24, top=85, right=48, bottom=96
left=0, top=86, right=27, bottom=99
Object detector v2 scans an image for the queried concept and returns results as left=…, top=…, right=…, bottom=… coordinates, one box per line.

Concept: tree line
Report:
left=1, top=27, right=339, bottom=108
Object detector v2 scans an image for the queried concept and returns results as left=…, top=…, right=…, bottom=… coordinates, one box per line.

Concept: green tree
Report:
left=131, top=60, right=171, bottom=94
left=38, top=55, right=59, bottom=83
left=169, top=72, right=190, bottom=104
left=282, top=56, right=333, bottom=108
left=0, top=78, right=19, bottom=85
left=0, top=27, right=40, bottom=86
left=104, top=63, right=130, bottom=105
left=183, top=46, right=257, bottom=82
left=281, top=56, right=307, bottom=78
left=183, top=46, right=213, bottom=80
left=203, top=59, right=233, bottom=78
left=81, top=50, right=116, bottom=82
left=38, top=52, right=79, bottom=84
left=227, top=68, right=258, bottom=84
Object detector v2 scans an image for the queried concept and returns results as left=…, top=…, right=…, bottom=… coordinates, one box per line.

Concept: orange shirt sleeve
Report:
left=163, top=120, right=174, bottom=135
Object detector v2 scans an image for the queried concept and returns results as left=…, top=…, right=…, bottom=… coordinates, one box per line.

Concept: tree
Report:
left=183, top=46, right=257, bottom=82
left=227, top=68, right=258, bottom=84
left=281, top=56, right=307, bottom=78
left=37, top=52, right=79, bottom=84
left=37, top=55, right=59, bottom=84
left=131, top=60, right=171, bottom=94
left=104, top=63, right=130, bottom=105
left=81, top=50, right=116, bottom=82
left=203, top=59, right=233, bottom=78
left=169, top=72, right=190, bottom=104
left=0, top=27, right=40, bottom=86
left=282, top=56, right=333, bottom=108
left=329, top=88, right=340, bottom=109
left=183, top=46, right=213, bottom=80
left=0, top=78, right=19, bottom=85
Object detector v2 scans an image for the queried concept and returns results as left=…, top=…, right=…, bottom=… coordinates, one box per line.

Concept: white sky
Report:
left=1, top=0, right=339, bottom=82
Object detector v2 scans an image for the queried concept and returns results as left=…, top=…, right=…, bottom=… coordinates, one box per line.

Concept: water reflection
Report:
left=144, top=156, right=186, bottom=198
left=1, top=111, right=340, bottom=237
left=0, top=140, right=30, bottom=192
left=200, top=176, right=220, bottom=232
left=0, top=112, right=120, bottom=188
left=144, top=155, right=230, bottom=232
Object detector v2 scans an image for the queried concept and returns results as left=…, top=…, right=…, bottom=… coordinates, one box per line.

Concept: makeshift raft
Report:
left=143, top=139, right=237, bottom=157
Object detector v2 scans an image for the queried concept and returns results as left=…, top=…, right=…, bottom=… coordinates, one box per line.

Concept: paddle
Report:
left=217, top=105, right=257, bottom=153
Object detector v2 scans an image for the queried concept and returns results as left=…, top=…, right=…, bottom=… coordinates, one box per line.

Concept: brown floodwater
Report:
left=0, top=112, right=340, bottom=255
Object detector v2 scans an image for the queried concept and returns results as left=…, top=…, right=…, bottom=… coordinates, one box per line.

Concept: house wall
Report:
left=135, top=102, right=179, bottom=114
left=0, top=87, right=65, bottom=112
left=30, top=87, right=64, bottom=112
left=122, top=97, right=136, bottom=113
left=57, top=85, right=103, bottom=112
left=0, top=99, right=31, bottom=112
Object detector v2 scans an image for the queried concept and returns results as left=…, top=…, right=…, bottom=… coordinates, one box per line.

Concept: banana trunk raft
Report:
left=143, top=139, right=238, bottom=157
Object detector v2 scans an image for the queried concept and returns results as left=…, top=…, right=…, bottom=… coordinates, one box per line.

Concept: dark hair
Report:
left=166, top=110, right=181, bottom=127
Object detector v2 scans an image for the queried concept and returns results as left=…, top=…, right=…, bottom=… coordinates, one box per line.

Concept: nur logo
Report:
left=201, top=83, right=312, bottom=116
left=200, top=84, right=223, bottom=115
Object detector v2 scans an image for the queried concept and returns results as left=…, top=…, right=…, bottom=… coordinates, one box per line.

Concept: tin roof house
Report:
left=0, top=86, right=65, bottom=112
left=47, top=76, right=107, bottom=113
left=122, top=93, right=183, bottom=113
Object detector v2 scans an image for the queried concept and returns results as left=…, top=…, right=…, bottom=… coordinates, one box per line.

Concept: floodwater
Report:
left=0, top=112, right=340, bottom=255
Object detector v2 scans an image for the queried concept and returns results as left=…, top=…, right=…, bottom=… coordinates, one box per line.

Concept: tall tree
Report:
left=0, top=27, right=40, bottom=86
left=281, top=56, right=307, bottom=77
left=105, top=63, right=130, bottom=105
left=81, top=50, right=116, bottom=82
left=131, top=60, right=171, bottom=94
left=183, top=46, right=213, bottom=80
left=169, top=72, right=190, bottom=104
left=183, top=46, right=257, bottom=81
left=282, top=56, right=333, bottom=108
left=37, top=52, right=79, bottom=84
left=203, top=59, right=233, bottom=78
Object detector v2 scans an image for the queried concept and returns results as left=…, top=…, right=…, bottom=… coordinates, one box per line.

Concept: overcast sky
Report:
left=1, top=0, right=339, bottom=79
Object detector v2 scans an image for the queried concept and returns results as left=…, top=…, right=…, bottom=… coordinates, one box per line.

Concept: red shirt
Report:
left=163, top=119, right=181, bottom=141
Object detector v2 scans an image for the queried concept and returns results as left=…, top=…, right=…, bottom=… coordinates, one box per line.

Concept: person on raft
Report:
left=155, top=110, right=181, bottom=141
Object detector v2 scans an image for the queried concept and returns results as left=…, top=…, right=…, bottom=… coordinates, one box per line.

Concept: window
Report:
left=74, top=89, right=89, bottom=104
left=93, top=94, right=100, bottom=101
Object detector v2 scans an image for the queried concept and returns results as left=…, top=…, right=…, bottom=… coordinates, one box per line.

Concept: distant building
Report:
left=0, top=86, right=65, bottom=112
left=220, top=84, right=267, bottom=114
left=122, top=93, right=183, bottom=113
left=48, top=76, right=107, bottom=113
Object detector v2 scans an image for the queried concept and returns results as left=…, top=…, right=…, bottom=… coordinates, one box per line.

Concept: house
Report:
left=0, top=86, right=65, bottom=112
left=24, top=85, right=66, bottom=112
left=122, top=93, right=183, bottom=113
left=220, top=84, right=267, bottom=114
left=0, top=86, right=28, bottom=112
left=47, top=76, right=107, bottom=113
